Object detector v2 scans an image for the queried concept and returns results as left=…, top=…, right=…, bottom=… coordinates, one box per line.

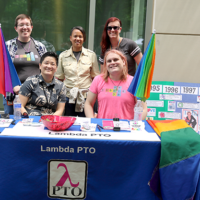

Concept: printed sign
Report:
left=181, top=86, right=198, bottom=95
left=159, top=94, right=182, bottom=101
left=158, top=112, right=181, bottom=119
left=48, top=160, right=88, bottom=199
left=147, top=108, right=156, bottom=116
left=177, top=102, right=199, bottom=109
left=168, top=101, right=176, bottom=111
left=150, top=85, right=162, bottom=93
left=146, top=100, right=164, bottom=107
left=163, top=85, right=180, bottom=94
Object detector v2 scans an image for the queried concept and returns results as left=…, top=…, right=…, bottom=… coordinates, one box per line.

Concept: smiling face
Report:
left=39, top=56, right=57, bottom=80
left=187, top=112, right=191, bottom=119
left=14, top=18, right=33, bottom=42
left=107, top=20, right=122, bottom=40
left=106, top=52, right=125, bottom=78
left=70, top=29, right=84, bottom=52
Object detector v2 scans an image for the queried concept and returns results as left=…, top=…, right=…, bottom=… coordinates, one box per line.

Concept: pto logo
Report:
left=48, top=160, right=88, bottom=199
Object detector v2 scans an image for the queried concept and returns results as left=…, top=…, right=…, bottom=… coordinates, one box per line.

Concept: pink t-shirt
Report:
left=89, top=75, right=136, bottom=120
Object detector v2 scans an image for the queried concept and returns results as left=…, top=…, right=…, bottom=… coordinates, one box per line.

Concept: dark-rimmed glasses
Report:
left=106, top=26, right=120, bottom=31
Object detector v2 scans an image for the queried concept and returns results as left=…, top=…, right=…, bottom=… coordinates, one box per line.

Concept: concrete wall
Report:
left=152, top=0, right=200, bottom=83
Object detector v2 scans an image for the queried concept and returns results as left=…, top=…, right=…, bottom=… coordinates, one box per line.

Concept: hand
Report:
left=13, top=85, right=21, bottom=95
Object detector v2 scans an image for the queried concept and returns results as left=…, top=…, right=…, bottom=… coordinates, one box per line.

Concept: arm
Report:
left=54, top=102, right=65, bottom=116
left=142, top=101, right=147, bottom=120
left=19, top=94, right=29, bottom=114
left=84, top=91, right=97, bottom=118
left=55, top=53, right=65, bottom=80
left=191, top=115, right=197, bottom=128
left=134, top=52, right=143, bottom=66
left=90, top=52, right=100, bottom=78
left=55, top=83, right=66, bottom=116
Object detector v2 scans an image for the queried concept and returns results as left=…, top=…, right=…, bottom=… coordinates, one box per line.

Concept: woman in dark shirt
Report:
left=99, top=17, right=143, bottom=76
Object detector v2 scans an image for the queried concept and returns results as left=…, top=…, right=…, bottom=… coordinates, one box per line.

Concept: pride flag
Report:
left=128, top=32, right=156, bottom=101
left=148, top=119, right=200, bottom=200
left=0, top=25, right=21, bottom=96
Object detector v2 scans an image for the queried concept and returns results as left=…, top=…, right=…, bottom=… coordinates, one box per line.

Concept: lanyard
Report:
left=17, top=38, right=31, bottom=54
left=42, top=84, right=53, bottom=109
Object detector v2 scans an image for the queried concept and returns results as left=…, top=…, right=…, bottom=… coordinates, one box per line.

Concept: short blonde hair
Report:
left=101, top=49, right=128, bottom=82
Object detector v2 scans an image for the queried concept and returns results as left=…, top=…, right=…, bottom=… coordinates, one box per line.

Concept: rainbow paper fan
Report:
left=128, top=32, right=156, bottom=101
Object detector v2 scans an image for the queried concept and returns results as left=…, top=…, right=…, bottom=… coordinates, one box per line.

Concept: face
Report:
left=187, top=112, right=191, bottom=118
left=14, top=18, right=33, bottom=41
left=107, top=21, right=122, bottom=39
left=70, top=29, right=84, bottom=51
left=106, top=52, right=125, bottom=75
left=39, top=56, right=57, bottom=78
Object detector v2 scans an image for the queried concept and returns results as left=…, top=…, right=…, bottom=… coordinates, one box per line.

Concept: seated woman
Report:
left=84, top=49, right=147, bottom=120
left=19, top=52, right=66, bottom=116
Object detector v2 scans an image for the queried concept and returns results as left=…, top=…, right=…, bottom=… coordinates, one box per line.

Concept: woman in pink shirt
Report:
left=84, top=49, right=147, bottom=120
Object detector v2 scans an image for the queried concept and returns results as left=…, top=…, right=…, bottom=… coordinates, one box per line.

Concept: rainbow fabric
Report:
left=128, top=32, right=156, bottom=101
left=0, top=26, right=21, bottom=96
left=148, top=119, right=200, bottom=200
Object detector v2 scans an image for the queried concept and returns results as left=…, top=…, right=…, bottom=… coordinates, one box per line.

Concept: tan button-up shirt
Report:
left=55, top=47, right=100, bottom=98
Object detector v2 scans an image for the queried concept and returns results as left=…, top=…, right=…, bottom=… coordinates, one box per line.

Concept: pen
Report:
left=97, top=125, right=101, bottom=132
left=98, top=124, right=104, bottom=129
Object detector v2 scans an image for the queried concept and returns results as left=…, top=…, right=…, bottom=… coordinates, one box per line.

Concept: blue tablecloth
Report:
left=0, top=116, right=160, bottom=200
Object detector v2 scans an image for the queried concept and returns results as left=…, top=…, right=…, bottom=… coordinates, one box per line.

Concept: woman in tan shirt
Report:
left=55, top=26, right=100, bottom=116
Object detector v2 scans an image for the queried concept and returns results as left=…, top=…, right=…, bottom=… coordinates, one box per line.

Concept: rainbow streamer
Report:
left=128, top=32, right=156, bottom=101
left=0, top=25, right=21, bottom=96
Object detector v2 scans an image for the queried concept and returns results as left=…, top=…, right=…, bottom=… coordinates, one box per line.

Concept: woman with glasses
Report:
left=99, top=17, right=142, bottom=76
left=85, top=49, right=147, bottom=120
left=4, top=14, right=47, bottom=114
left=55, top=26, right=100, bottom=117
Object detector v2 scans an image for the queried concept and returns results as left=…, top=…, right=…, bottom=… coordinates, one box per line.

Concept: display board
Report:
left=147, top=81, right=200, bottom=134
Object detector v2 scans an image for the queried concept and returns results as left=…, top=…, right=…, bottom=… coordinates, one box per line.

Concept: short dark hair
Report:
left=40, top=52, right=58, bottom=66
left=15, top=14, right=33, bottom=27
left=70, top=26, right=86, bottom=42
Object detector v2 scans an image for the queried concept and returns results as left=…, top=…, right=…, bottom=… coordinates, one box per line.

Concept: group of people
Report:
left=4, top=14, right=147, bottom=120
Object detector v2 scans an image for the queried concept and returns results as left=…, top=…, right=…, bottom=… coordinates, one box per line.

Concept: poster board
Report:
left=147, top=81, right=200, bottom=134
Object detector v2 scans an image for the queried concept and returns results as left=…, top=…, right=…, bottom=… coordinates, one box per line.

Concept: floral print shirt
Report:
left=19, top=74, right=66, bottom=116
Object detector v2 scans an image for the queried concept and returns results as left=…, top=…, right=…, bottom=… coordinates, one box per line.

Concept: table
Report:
left=0, top=117, right=160, bottom=200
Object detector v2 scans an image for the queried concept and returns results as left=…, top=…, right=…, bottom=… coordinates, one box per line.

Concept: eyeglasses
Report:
left=107, top=26, right=120, bottom=31
left=18, top=24, right=31, bottom=27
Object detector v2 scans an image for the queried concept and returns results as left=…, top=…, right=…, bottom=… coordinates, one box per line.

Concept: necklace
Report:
left=110, top=37, right=122, bottom=49
left=110, top=78, right=122, bottom=90
left=17, top=38, right=31, bottom=54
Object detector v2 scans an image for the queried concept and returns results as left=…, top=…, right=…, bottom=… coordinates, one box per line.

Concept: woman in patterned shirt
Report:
left=19, top=52, right=66, bottom=116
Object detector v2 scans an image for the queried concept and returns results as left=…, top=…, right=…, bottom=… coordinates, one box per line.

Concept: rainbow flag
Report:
left=0, top=25, right=21, bottom=96
left=128, top=32, right=156, bottom=101
left=148, top=120, right=200, bottom=200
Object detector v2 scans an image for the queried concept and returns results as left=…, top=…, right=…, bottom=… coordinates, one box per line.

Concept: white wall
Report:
left=152, top=0, right=200, bottom=83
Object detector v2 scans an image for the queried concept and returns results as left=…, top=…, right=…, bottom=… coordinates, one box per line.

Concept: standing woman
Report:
left=99, top=17, right=142, bottom=76
left=4, top=14, right=47, bottom=114
left=55, top=26, right=100, bottom=117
